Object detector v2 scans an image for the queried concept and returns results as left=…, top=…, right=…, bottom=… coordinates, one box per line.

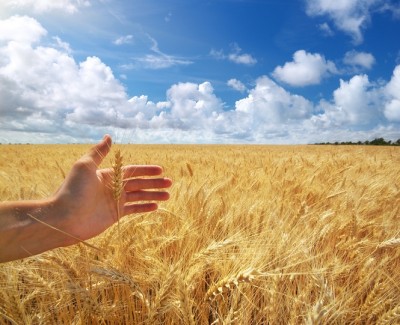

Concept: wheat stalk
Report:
left=205, top=268, right=260, bottom=301
left=90, top=266, right=148, bottom=306
left=0, top=305, right=19, bottom=325
left=46, top=255, right=80, bottom=280
left=377, top=305, right=400, bottom=324
left=377, top=237, right=400, bottom=249
left=177, top=279, right=196, bottom=325
left=306, top=299, right=326, bottom=325
left=27, top=214, right=104, bottom=252
left=2, top=143, right=400, bottom=323
left=186, top=162, right=194, bottom=177
left=112, top=148, right=123, bottom=231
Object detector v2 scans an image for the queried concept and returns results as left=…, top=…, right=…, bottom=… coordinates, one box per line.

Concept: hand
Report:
left=54, top=134, right=172, bottom=244
left=0, top=135, right=172, bottom=262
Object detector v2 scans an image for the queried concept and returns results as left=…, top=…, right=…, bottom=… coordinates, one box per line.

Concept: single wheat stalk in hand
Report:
left=112, top=149, right=123, bottom=232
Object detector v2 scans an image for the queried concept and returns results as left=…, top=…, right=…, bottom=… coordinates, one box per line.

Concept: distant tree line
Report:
left=314, top=137, right=400, bottom=146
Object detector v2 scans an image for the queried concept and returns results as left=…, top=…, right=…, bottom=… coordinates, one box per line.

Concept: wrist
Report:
left=45, top=192, right=83, bottom=247
left=17, top=196, right=72, bottom=250
left=0, top=196, right=72, bottom=262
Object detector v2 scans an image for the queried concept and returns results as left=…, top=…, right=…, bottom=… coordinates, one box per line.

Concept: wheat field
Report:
left=0, top=144, right=399, bottom=324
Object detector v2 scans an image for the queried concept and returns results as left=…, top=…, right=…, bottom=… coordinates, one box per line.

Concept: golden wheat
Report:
left=205, top=268, right=260, bottom=301
left=112, top=148, right=124, bottom=230
left=377, top=237, right=400, bottom=249
left=0, top=144, right=399, bottom=323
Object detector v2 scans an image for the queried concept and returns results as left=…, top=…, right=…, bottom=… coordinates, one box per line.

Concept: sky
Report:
left=0, top=0, right=400, bottom=144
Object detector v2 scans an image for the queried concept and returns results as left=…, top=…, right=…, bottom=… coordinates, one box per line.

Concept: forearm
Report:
left=0, top=198, right=69, bottom=263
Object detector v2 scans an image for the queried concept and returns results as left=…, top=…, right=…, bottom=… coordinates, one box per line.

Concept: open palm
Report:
left=54, top=135, right=172, bottom=243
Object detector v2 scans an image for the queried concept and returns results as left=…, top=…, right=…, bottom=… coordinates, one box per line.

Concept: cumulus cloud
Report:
left=343, top=50, right=375, bottom=70
left=165, top=81, right=225, bottom=129
left=0, top=15, right=47, bottom=44
left=235, top=76, right=313, bottom=124
left=0, top=15, right=399, bottom=144
left=0, top=16, right=128, bottom=132
left=332, top=75, right=378, bottom=124
left=0, top=0, right=90, bottom=14
left=384, top=65, right=400, bottom=122
left=305, top=0, right=389, bottom=44
left=272, top=50, right=338, bottom=87
left=52, top=36, right=72, bottom=53
left=312, top=72, right=396, bottom=129
left=227, top=79, right=247, bottom=92
left=384, top=100, right=400, bottom=122
left=0, top=17, right=220, bottom=141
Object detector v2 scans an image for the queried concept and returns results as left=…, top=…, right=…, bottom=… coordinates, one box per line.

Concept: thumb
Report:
left=88, top=134, right=112, bottom=166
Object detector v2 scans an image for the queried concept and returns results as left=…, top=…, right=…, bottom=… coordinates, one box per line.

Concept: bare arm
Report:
left=0, top=135, right=172, bottom=263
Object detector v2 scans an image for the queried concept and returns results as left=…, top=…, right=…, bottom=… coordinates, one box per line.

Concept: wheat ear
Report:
left=377, top=237, right=400, bottom=249
left=112, top=149, right=123, bottom=231
left=205, top=268, right=260, bottom=301
left=91, top=266, right=148, bottom=306
left=378, top=306, right=400, bottom=324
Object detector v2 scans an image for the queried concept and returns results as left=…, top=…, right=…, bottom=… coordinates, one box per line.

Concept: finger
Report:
left=126, top=190, right=170, bottom=202
left=87, top=134, right=112, bottom=166
left=123, top=203, right=158, bottom=215
left=124, top=178, right=172, bottom=191
left=123, top=165, right=164, bottom=178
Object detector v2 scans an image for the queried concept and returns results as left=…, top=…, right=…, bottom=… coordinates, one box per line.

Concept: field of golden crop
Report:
left=1, top=143, right=400, bottom=324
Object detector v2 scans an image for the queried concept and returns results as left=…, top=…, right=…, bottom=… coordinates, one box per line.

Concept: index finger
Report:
left=123, top=165, right=164, bottom=178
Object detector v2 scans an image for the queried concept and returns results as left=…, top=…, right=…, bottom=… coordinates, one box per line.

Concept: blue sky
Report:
left=0, top=0, right=400, bottom=144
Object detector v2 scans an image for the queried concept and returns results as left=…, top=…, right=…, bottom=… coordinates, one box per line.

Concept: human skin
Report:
left=0, top=135, right=172, bottom=263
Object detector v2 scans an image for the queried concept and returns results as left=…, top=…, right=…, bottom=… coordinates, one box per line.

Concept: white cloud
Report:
left=235, top=76, right=313, bottom=124
left=227, top=79, right=247, bottom=92
left=305, top=0, right=381, bottom=44
left=384, top=100, right=400, bottom=122
left=0, top=15, right=47, bottom=44
left=210, top=43, right=257, bottom=66
left=165, top=81, right=224, bottom=127
left=385, top=65, right=400, bottom=99
left=332, top=75, right=378, bottom=124
left=0, top=17, right=222, bottom=141
left=52, top=36, right=72, bottom=53
left=127, top=95, right=160, bottom=120
left=0, top=16, right=399, bottom=144
left=296, top=66, right=400, bottom=142
left=318, top=22, right=334, bottom=36
left=113, top=35, right=133, bottom=45
left=379, top=2, right=400, bottom=19
left=138, top=54, right=192, bottom=69
left=0, top=16, right=128, bottom=131
left=343, top=50, right=375, bottom=69
left=131, top=35, right=192, bottom=69
left=1, top=0, right=90, bottom=14
left=209, top=49, right=225, bottom=60
left=384, top=65, right=400, bottom=122
left=312, top=73, right=387, bottom=129
left=228, top=53, right=257, bottom=65
left=272, top=50, right=337, bottom=87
